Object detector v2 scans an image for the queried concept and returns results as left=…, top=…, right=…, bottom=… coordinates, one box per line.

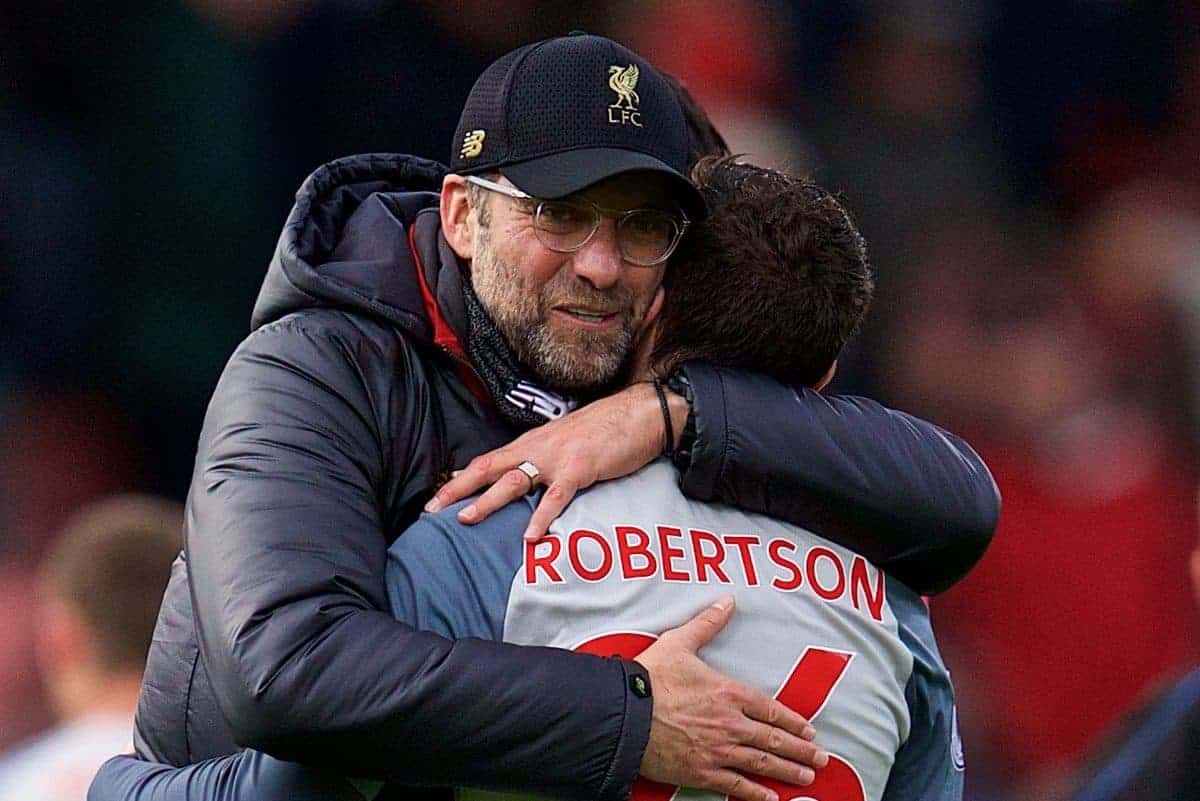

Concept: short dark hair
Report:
left=41, top=494, right=182, bottom=671
left=651, top=157, right=873, bottom=387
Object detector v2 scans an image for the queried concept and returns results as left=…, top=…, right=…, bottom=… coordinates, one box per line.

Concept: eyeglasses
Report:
left=465, top=175, right=689, bottom=267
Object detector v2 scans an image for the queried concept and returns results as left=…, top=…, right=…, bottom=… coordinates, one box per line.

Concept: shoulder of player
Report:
left=389, top=497, right=534, bottom=566
left=386, top=499, right=533, bottom=640
left=886, top=576, right=952, bottom=685
left=559, top=459, right=682, bottom=516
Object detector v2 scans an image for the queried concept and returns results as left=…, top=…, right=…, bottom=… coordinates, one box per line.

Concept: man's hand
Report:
left=637, top=597, right=829, bottom=801
left=425, top=382, right=687, bottom=540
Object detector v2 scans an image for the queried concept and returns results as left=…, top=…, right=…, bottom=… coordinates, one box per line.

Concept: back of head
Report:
left=651, top=157, right=874, bottom=386
left=41, top=494, right=182, bottom=673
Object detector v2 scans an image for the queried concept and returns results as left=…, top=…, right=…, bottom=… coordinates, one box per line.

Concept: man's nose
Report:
left=570, top=220, right=624, bottom=290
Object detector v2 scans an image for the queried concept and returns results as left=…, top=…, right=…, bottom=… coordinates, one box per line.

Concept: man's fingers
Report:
left=706, top=769, right=778, bottom=801
left=426, top=453, right=506, bottom=513
left=456, top=468, right=532, bottom=524
left=662, top=596, right=735, bottom=653
left=725, top=746, right=817, bottom=787
left=741, top=690, right=818, bottom=740
left=522, top=481, right=579, bottom=541
left=740, top=721, right=828, bottom=768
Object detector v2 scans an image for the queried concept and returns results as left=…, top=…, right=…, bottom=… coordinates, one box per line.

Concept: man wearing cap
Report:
left=109, top=34, right=996, bottom=801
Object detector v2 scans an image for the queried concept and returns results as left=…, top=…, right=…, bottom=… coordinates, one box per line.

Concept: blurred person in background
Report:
left=1065, top=492, right=1200, bottom=801
left=1066, top=179, right=1200, bottom=452
left=0, top=495, right=181, bottom=801
left=0, top=392, right=142, bottom=755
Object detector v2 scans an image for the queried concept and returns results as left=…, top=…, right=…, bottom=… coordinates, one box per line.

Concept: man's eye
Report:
left=538, top=203, right=590, bottom=233
left=623, top=212, right=673, bottom=243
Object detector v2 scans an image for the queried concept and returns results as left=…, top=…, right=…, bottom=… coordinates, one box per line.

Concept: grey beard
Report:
left=470, top=225, right=637, bottom=394
left=515, top=317, right=633, bottom=394
left=460, top=279, right=576, bottom=428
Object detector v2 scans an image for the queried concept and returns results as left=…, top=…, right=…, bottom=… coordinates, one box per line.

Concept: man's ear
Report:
left=441, top=174, right=474, bottom=260
left=629, top=287, right=665, bottom=379
left=814, top=359, right=838, bottom=392
left=637, top=286, right=666, bottom=338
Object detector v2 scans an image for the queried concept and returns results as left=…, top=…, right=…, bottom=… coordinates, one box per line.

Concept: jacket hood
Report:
left=251, top=153, right=463, bottom=339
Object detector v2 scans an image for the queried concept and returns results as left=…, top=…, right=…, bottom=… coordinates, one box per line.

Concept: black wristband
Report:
left=652, top=378, right=675, bottom=456
left=664, top=370, right=697, bottom=471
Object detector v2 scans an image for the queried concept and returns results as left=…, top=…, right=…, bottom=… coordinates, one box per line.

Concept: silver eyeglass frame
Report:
left=464, top=174, right=689, bottom=266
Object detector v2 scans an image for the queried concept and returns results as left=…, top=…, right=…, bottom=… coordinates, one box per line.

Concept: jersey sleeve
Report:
left=385, top=497, right=534, bottom=641
left=880, top=585, right=964, bottom=801
left=87, top=751, right=370, bottom=801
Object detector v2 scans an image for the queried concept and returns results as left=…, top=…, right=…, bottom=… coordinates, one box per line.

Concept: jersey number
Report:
left=576, top=633, right=866, bottom=801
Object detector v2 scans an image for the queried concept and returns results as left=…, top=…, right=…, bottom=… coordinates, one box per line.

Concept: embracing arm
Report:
left=88, top=752, right=369, bottom=801
left=186, top=314, right=650, bottom=800
left=676, top=363, right=999, bottom=594
left=433, top=364, right=997, bottom=596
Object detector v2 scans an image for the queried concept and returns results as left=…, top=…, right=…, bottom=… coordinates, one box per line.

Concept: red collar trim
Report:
left=407, top=224, right=490, bottom=406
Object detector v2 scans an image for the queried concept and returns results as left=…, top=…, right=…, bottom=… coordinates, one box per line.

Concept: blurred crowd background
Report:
left=2, top=1, right=1198, bottom=799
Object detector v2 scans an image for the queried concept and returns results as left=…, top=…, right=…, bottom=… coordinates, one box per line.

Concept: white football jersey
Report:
left=389, top=460, right=962, bottom=801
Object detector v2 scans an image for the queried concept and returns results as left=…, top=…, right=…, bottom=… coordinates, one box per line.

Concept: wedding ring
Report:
left=515, top=460, right=541, bottom=492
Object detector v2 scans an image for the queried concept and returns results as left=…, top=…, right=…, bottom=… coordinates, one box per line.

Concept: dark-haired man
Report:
left=92, top=159, right=962, bottom=801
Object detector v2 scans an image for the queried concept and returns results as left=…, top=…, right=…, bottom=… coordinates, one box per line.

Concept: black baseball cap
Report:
left=450, top=33, right=706, bottom=220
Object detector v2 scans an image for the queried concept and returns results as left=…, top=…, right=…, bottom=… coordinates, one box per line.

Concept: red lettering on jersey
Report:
left=524, top=537, right=563, bottom=584
left=749, top=648, right=862, bottom=801
left=656, top=526, right=690, bottom=582
left=776, top=647, right=853, bottom=718
left=849, top=556, right=885, bottom=622
left=568, top=529, right=613, bottom=581
left=579, top=632, right=867, bottom=801
left=690, top=529, right=731, bottom=583
left=616, top=525, right=657, bottom=580
left=768, top=538, right=803, bottom=591
left=725, top=535, right=762, bottom=586
left=754, top=747, right=865, bottom=801
left=806, top=546, right=846, bottom=601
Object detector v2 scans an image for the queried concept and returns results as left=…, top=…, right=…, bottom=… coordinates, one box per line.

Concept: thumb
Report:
left=669, top=595, right=735, bottom=653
